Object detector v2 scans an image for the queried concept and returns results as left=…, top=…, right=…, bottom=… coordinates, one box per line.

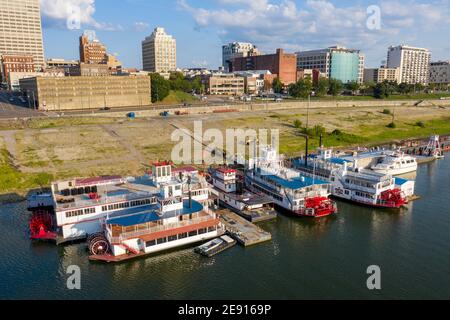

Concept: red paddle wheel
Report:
left=29, top=210, right=57, bottom=241
left=304, top=197, right=337, bottom=218
left=379, top=189, right=407, bottom=208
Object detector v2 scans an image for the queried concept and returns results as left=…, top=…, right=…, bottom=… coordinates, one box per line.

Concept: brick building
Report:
left=20, top=76, right=151, bottom=111
left=230, top=49, right=298, bottom=86
left=79, top=31, right=108, bottom=64
left=0, top=54, right=35, bottom=85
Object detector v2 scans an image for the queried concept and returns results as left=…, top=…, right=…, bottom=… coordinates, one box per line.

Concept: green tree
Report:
left=289, top=79, right=312, bottom=99
left=398, top=82, right=413, bottom=94
left=374, top=80, right=395, bottom=99
left=314, top=78, right=329, bottom=97
left=328, top=79, right=343, bottom=96
left=346, top=81, right=360, bottom=95
left=150, top=73, right=170, bottom=103
left=272, top=78, right=284, bottom=94
left=191, top=76, right=204, bottom=94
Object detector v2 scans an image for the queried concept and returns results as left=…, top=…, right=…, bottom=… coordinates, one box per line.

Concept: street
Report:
left=0, top=90, right=44, bottom=119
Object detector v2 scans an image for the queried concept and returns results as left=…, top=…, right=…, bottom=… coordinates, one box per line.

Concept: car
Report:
left=9, top=98, right=14, bottom=102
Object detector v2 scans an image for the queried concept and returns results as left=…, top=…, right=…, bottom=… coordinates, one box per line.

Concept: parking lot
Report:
left=0, top=90, right=44, bottom=119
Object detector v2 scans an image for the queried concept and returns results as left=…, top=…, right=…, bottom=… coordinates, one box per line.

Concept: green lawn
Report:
left=285, top=92, right=450, bottom=102
left=280, top=118, right=450, bottom=156
left=0, top=148, right=53, bottom=194
left=160, top=91, right=198, bottom=104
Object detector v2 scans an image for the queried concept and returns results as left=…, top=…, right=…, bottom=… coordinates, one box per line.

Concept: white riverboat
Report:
left=245, top=145, right=337, bottom=218
left=29, top=162, right=212, bottom=244
left=209, top=167, right=277, bottom=223
left=295, top=148, right=413, bottom=209
left=370, top=151, right=418, bottom=175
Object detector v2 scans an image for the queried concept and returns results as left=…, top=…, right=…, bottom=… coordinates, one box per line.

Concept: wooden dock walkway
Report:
left=217, top=209, right=272, bottom=247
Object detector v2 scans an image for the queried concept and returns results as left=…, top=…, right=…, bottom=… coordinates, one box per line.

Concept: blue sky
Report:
left=40, top=0, right=450, bottom=69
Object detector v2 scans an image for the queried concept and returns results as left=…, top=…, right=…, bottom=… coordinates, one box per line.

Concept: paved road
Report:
left=0, top=91, right=44, bottom=119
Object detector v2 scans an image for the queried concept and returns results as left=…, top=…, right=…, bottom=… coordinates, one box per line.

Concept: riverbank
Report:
left=0, top=103, right=449, bottom=196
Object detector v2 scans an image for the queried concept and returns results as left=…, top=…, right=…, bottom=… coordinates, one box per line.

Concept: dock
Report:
left=217, top=209, right=272, bottom=247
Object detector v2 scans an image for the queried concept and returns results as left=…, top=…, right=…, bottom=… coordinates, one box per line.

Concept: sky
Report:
left=40, top=0, right=450, bottom=69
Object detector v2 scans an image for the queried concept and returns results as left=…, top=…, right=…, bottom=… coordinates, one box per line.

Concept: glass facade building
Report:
left=330, top=52, right=360, bottom=83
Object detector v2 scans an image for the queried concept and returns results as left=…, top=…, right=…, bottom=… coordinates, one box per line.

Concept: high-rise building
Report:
left=387, top=45, right=431, bottom=85
left=222, top=42, right=261, bottom=72
left=296, top=46, right=365, bottom=84
left=142, top=27, right=177, bottom=73
left=230, top=49, right=298, bottom=86
left=429, top=61, right=449, bottom=86
left=79, top=30, right=108, bottom=64
left=0, top=0, right=45, bottom=71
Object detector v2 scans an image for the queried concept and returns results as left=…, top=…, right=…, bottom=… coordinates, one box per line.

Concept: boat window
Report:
left=156, top=237, right=167, bottom=244
left=168, top=235, right=178, bottom=242
left=179, top=232, right=188, bottom=239
left=146, top=240, right=156, bottom=247
left=188, top=230, right=198, bottom=237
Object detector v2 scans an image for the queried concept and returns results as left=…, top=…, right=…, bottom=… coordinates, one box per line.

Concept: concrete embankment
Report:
left=70, top=99, right=450, bottom=119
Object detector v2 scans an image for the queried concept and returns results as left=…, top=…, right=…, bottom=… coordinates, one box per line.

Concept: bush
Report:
left=387, top=122, right=397, bottom=128
left=382, top=109, right=391, bottom=115
left=415, top=121, right=426, bottom=128
left=293, top=120, right=303, bottom=129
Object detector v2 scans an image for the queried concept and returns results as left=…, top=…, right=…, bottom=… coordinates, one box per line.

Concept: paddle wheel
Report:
left=29, top=210, right=57, bottom=241
left=378, top=189, right=407, bottom=208
left=304, top=197, right=337, bottom=218
left=88, top=233, right=110, bottom=256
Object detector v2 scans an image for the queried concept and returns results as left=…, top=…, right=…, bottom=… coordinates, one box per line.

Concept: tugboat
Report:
left=245, top=144, right=337, bottom=218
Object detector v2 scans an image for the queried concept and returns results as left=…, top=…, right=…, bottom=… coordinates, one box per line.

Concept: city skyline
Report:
left=40, top=0, right=450, bottom=69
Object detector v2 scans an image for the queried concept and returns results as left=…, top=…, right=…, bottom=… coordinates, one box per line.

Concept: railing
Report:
left=57, top=192, right=154, bottom=210
left=109, top=213, right=217, bottom=243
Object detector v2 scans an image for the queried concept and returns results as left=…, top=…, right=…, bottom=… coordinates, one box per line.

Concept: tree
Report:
left=373, top=80, right=395, bottom=99
left=191, top=76, right=204, bottom=94
left=398, top=82, right=413, bottom=94
left=346, top=81, right=360, bottom=95
left=272, top=78, right=284, bottom=94
left=314, top=78, right=329, bottom=97
left=328, top=79, right=343, bottom=96
left=150, top=73, right=170, bottom=103
left=289, top=79, right=312, bottom=99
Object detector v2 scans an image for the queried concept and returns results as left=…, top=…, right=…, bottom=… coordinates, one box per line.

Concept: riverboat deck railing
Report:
left=108, top=210, right=217, bottom=243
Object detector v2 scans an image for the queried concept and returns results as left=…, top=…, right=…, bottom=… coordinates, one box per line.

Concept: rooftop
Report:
left=264, top=174, right=328, bottom=190
left=106, top=199, right=204, bottom=227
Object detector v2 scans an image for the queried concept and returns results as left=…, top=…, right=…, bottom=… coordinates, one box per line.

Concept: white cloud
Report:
left=178, top=0, right=450, bottom=65
left=40, top=0, right=121, bottom=31
left=133, top=22, right=150, bottom=32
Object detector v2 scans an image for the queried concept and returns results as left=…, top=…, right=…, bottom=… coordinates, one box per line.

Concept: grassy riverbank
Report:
left=0, top=145, right=53, bottom=195
left=0, top=104, right=449, bottom=196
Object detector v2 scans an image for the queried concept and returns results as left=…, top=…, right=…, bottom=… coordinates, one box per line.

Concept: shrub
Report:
left=293, top=120, right=303, bottom=129
left=387, top=122, right=396, bottom=128
left=382, top=109, right=391, bottom=115
left=415, top=121, right=426, bottom=128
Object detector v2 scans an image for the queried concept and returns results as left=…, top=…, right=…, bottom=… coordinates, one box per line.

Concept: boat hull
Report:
left=371, top=166, right=418, bottom=176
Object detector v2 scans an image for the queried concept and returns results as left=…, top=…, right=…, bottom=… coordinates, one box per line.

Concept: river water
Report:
left=1, top=156, right=449, bottom=300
